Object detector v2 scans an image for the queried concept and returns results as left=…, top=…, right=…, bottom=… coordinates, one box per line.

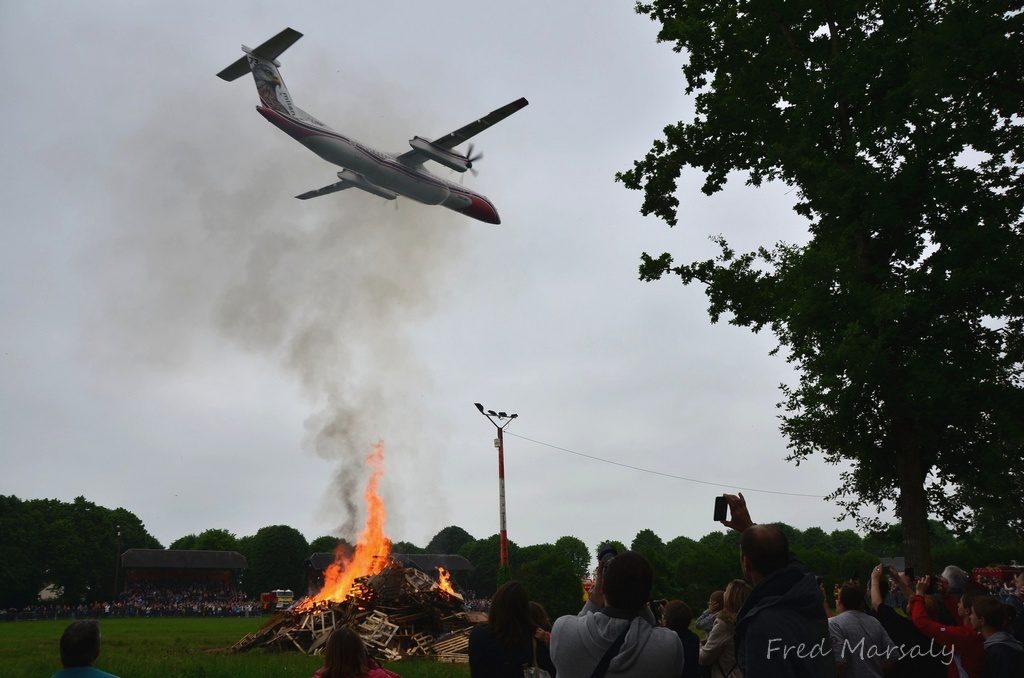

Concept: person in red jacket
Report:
left=909, top=575, right=983, bottom=678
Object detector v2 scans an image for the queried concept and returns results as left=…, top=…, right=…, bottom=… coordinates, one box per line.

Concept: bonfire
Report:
left=230, top=443, right=476, bottom=662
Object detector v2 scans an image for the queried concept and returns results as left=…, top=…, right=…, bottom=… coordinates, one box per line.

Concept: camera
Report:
left=597, top=542, right=618, bottom=566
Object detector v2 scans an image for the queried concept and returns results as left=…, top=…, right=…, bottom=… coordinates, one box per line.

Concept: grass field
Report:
left=0, top=617, right=470, bottom=677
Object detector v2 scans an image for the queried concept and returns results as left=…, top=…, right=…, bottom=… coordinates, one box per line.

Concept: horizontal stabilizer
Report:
left=295, top=181, right=354, bottom=200
left=217, top=27, right=303, bottom=81
left=217, top=56, right=251, bottom=82
left=248, top=27, right=303, bottom=62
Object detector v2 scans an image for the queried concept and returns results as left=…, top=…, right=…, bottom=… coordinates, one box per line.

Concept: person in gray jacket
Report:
left=550, top=551, right=684, bottom=678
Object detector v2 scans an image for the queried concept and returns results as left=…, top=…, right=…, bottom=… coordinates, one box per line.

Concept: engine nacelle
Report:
left=337, top=170, right=398, bottom=200
left=408, top=136, right=470, bottom=173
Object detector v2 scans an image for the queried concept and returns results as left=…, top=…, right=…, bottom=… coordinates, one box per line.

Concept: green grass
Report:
left=0, top=617, right=469, bottom=677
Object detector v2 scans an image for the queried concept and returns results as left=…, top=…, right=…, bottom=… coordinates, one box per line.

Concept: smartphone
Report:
left=713, top=496, right=728, bottom=522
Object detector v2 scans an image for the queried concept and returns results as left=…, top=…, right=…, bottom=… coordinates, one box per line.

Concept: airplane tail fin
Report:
left=217, top=28, right=303, bottom=116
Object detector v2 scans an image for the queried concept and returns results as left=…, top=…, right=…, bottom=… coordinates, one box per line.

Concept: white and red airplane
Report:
left=218, top=28, right=528, bottom=224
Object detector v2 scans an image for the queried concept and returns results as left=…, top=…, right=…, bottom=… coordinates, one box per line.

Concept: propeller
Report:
left=465, top=143, right=484, bottom=177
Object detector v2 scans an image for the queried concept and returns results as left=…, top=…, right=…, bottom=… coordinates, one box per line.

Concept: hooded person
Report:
left=719, top=493, right=836, bottom=677
left=970, top=594, right=1024, bottom=678
left=550, top=551, right=684, bottom=678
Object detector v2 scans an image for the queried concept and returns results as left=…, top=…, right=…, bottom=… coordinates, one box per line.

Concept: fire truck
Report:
left=259, top=588, right=295, bottom=611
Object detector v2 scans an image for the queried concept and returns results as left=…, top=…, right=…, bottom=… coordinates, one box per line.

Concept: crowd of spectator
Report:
left=466, top=493, right=1023, bottom=678
left=115, top=581, right=258, bottom=617
left=3, top=582, right=260, bottom=621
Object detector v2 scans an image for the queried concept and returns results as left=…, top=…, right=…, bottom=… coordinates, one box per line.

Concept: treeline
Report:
left=3, top=495, right=1022, bottom=620
left=0, top=495, right=161, bottom=606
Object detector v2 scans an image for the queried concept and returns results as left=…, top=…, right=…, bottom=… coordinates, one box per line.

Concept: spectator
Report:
left=699, top=579, right=752, bottom=678
left=828, top=582, right=896, bottom=677
left=868, top=565, right=945, bottom=678
left=942, top=566, right=968, bottom=598
left=969, top=595, right=1024, bottom=678
left=720, top=493, right=835, bottom=677
left=661, top=600, right=701, bottom=678
left=909, top=575, right=984, bottom=678
left=469, top=581, right=556, bottom=678
left=531, top=601, right=553, bottom=646
left=1000, top=572, right=1024, bottom=642
left=52, top=620, right=119, bottom=678
left=550, top=551, right=683, bottom=677
left=312, top=627, right=399, bottom=678
left=696, top=591, right=725, bottom=635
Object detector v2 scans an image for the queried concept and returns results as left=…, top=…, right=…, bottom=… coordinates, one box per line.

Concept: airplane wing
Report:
left=397, top=97, right=529, bottom=166
left=296, top=170, right=398, bottom=201
left=295, top=181, right=354, bottom=200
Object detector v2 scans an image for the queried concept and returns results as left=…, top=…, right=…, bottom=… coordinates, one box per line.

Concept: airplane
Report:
left=217, top=28, right=528, bottom=225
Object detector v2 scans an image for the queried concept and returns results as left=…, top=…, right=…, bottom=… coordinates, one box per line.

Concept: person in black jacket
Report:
left=660, top=600, right=701, bottom=678
left=970, top=594, right=1024, bottom=678
left=469, top=581, right=556, bottom=678
left=720, top=493, right=836, bottom=677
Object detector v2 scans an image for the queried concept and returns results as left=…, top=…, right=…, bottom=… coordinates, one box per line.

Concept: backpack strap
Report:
left=589, top=622, right=631, bottom=678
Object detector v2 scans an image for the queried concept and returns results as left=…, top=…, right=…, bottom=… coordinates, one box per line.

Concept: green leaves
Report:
left=625, top=0, right=1024, bottom=561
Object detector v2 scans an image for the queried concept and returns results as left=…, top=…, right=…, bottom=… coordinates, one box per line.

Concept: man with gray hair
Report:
left=941, top=565, right=968, bottom=596
left=52, top=620, right=120, bottom=677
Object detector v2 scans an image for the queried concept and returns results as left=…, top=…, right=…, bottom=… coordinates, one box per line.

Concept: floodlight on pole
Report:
left=473, top=402, right=518, bottom=574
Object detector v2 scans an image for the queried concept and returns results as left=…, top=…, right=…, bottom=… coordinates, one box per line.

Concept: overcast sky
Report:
left=1, top=1, right=866, bottom=556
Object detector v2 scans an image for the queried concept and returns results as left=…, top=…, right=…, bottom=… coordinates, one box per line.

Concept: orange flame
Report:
left=436, top=566, right=458, bottom=597
left=297, top=442, right=391, bottom=611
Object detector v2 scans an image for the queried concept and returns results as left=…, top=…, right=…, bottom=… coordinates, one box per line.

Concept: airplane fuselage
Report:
left=257, top=106, right=500, bottom=223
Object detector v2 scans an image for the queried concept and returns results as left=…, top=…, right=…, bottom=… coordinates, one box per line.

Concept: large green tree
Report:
left=554, top=536, right=591, bottom=580
left=241, top=525, right=309, bottom=597
left=0, top=495, right=160, bottom=606
left=426, top=526, right=476, bottom=554
left=621, top=0, right=1024, bottom=569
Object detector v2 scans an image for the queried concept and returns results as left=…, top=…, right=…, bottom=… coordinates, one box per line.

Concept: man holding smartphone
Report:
left=718, top=493, right=836, bottom=677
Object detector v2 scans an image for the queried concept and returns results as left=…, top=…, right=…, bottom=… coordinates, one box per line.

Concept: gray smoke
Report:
left=85, top=68, right=468, bottom=539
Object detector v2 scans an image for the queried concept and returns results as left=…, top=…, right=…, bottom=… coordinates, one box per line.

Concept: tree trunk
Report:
left=895, top=423, right=932, bottom=572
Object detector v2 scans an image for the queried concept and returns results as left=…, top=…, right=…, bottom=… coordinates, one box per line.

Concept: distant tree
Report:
left=308, top=536, right=355, bottom=559
left=391, top=540, right=423, bottom=555
left=829, top=530, right=864, bottom=556
left=243, top=525, right=309, bottom=597
left=426, top=526, right=475, bottom=554
left=193, top=528, right=240, bottom=552
left=796, top=527, right=829, bottom=552
left=862, top=525, right=903, bottom=558
left=458, top=534, right=521, bottom=598
left=622, top=0, right=1024, bottom=572
left=0, top=495, right=160, bottom=606
left=554, top=536, right=591, bottom=580
left=594, top=540, right=628, bottom=560
left=517, top=550, right=584, bottom=620
left=665, top=535, right=698, bottom=565
left=840, top=550, right=882, bottom=586
left=169, top=534, right=198, bottom=550
left=631, top=529, right=675, bottom=599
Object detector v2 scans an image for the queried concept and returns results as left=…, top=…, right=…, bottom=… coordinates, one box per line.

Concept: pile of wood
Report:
left=230, top=561, right=476, bottom=662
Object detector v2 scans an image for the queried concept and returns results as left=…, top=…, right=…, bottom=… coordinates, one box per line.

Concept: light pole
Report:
left=113, top=524, right=122, bottom=600
left=474, top=403, right=518, bottom=580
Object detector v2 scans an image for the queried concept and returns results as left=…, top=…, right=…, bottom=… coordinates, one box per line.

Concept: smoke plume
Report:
left=85, top=70, right=468, bottom=538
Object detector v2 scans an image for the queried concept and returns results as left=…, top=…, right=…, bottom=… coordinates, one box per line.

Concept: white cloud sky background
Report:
left=1, top=1, right=865, bottom=555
